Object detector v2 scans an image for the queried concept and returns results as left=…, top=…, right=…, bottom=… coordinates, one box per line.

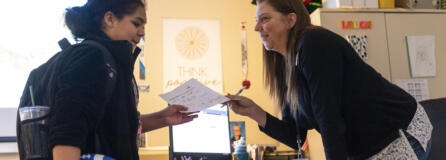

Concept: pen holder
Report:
left=233, top=137, right=249, bottom=160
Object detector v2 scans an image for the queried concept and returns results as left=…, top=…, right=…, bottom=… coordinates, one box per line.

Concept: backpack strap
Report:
left=82, top=40, right=117, bottom=105
left=81, top=40, right=118, bottom=153
left=58, top=38, right=71, bottom=50
left=57, top=38, right=118, bottom=100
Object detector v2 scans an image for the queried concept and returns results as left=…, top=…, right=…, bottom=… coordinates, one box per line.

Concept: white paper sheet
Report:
left=394, top=79, right=430, bottom=102
left=159, top=78, right=230, bottom=112
left=405, top=35, right=436, bottom=77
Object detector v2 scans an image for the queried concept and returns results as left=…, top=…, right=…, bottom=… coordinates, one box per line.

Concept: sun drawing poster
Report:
left=163, top=19, right=223, bottom=93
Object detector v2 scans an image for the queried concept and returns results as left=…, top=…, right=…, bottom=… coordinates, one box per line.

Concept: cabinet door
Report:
left=317, top=12, right=391, bottom=80
left=385, top=13, right=446, bottom=99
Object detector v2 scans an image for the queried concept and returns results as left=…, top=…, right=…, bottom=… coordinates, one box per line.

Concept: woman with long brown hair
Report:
left=226, top=0, right=432, bottom=159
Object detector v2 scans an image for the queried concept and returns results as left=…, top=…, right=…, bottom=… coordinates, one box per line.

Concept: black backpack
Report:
left=16, top=38, right=117, bottom=160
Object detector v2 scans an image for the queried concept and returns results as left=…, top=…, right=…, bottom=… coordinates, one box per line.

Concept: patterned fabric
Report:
left=367, top=130, right=418, bottom=160
left=367, top=104, right=433, bottom=160
left=346, top=35, right=368, bottom=59
left=406, top=104, right=433, bottom=151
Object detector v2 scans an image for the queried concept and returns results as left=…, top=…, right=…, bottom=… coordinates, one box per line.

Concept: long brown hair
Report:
left=258, top=0, right=313, bottom=112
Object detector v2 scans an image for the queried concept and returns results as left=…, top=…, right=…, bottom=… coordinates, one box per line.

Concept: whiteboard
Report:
left=0, top=108, right=17, bottom=140
left=0, top=0, right=86, bottom=109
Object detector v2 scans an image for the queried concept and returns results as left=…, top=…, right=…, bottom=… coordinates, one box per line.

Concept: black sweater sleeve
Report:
left=299, top=29, right=347, bottom=160
left=259, top=104, right=307, bottom=150
left=48, top=46, right=112, bottom=149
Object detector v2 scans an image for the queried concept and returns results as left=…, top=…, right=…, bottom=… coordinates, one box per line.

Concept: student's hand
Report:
left=160, top=105, right=198, bottom=126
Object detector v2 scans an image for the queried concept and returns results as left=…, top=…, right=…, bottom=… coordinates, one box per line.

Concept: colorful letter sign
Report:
left=341, top=21, right=372, bottom=29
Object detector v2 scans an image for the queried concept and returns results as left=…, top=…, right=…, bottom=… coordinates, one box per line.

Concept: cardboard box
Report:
left=323, top=0, right=353, bottom=8
left=346, top=0, right=379, bottom=8
left=352, top=0, right=366, bottom=8
left=396, top=0, right=440, bottom=9
left=379, top=0, right=395, bottom=8
left=366, top=0, right=380, bottom=8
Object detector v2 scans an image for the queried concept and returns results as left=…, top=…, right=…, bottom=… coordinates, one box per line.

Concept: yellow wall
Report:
left=136, top=0, right=299, bottom=153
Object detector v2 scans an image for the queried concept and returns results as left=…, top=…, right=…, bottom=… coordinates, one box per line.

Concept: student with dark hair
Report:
left=226, top=0, right=433, bottom=159
left=48, top=0, right=197, bottom=159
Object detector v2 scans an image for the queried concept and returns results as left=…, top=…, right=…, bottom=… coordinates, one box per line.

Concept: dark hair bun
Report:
left=65, top=6, right=93, bottom=39
left=65, top=0, right=144, bottom=40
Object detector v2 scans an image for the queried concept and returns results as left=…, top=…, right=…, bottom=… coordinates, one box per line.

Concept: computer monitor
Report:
left=169, top=104, right=232, bottom=160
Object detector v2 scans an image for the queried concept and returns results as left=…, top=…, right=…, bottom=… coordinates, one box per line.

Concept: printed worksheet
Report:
left=394, top=79, right=429, bottom=102
left=159, top=78, right=230, bottom=112
left=406, top=35, right=436, bottom=77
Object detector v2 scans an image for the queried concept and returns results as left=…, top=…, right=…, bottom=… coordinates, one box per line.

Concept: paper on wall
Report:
left=346, top=35, right=368, bottom=60
left=394, top=79, right=429, bottom=102
left=405, top=35, right=436, bottom=77
left=159, top=78, right=230, bottom=113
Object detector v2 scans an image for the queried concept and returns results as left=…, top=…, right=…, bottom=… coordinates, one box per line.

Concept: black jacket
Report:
left=48, top=32, right=141, bottom=160
left=260, top=28, right=417, bottom=160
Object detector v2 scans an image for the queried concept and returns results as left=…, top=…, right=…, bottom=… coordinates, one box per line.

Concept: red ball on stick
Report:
left=242, top=80, right=251, bottom=89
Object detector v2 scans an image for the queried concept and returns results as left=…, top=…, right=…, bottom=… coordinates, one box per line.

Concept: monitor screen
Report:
left=170, top=104, right=231, bottom=159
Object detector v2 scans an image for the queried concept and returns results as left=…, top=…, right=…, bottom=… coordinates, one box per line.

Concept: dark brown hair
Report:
left=257, top=0, right=314, bottom=111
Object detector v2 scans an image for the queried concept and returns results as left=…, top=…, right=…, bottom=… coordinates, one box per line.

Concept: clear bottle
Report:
left=233, top=137, right=249, bottom=160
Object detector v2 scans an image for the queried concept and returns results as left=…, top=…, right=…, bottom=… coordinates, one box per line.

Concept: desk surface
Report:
left=0, top=142, right=18, bottom=154
left=139, top=146, right=169, bottom=160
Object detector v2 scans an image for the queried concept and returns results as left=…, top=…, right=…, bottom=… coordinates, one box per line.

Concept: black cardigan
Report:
left=260, top=28, right=417, bottom=160
left=48, top=32, right=141, bottom=160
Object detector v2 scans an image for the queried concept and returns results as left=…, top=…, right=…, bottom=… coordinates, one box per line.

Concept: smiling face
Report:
left=254, top=1, right=295, bottom=56
left=232, top=125, right=241, bottom=140
left=103, top=6, right=146, bottom=50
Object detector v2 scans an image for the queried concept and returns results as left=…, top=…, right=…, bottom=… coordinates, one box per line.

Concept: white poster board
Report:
left=163, top=18, right=223, bottom=93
